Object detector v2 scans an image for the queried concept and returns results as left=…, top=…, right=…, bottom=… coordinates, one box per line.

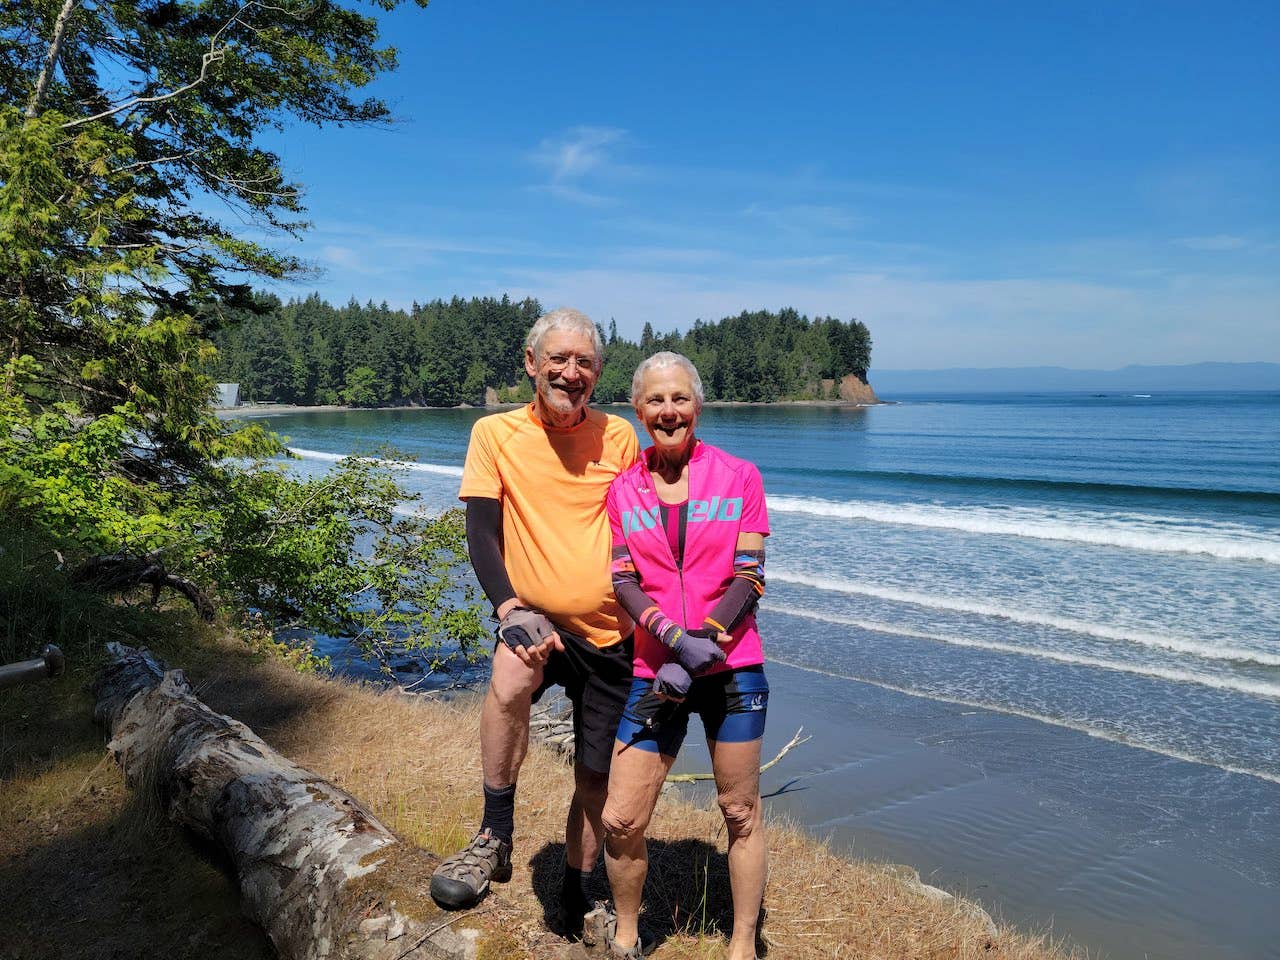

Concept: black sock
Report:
left=480, top=783, right=516, bottom=844
left=561, top=865, right=591, bottom=914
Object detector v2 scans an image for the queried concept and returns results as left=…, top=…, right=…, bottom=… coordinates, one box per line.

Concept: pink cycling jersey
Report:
left=607, top=441, right=770, bottom=679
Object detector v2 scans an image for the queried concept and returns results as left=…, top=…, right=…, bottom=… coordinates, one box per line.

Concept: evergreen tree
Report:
left=1, top=0, right=488, bottom=666
left=208, top=296, right=874, bottom=406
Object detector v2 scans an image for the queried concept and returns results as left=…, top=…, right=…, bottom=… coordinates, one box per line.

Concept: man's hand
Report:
left=496, top=605, right=562, bottom=665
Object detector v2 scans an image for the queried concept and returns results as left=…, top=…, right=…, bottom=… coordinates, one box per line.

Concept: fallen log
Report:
left=74, top=551, right=216, bottom=622
left=91, top=642, right=494, bottom=960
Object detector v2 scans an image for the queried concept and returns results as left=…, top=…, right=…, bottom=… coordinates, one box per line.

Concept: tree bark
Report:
left=92, top=642, right=490, bottom=960
left=26, top=0, right=79, bottom=118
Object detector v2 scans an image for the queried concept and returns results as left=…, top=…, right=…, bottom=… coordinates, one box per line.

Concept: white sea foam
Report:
left=766, top=602, right=1280, bottom=700
left=288, top=447, right=464, bottom=477
left=767, top=495, right=1280, bottom=565
left=769, top=569, right=1280, bottom=667
left=766, top=655, right=1280, bottom=785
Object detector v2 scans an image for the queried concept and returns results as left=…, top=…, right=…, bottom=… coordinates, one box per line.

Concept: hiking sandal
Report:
left=584, top=902, right=653, bottom=957
left=428, top=828, right=512, bottom=909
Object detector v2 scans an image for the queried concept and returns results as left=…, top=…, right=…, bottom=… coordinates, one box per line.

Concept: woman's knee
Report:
left=602, top=799, right=651, bottom=845
left=718, top=793, right=758, bottom=839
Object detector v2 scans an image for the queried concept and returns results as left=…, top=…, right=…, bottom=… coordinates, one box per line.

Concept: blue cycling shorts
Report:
left=615, top=665, right=769, bottom=757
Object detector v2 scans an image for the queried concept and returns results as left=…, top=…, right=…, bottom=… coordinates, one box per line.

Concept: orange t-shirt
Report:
left=459, top=403, right=640, bottom=647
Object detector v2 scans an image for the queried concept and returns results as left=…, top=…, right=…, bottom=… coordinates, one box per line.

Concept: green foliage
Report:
left=342, top=365, right=383, bottom=406
left=211, top=293, right=542, bottom=406
left=1, top=0, right=485, bottom=670
left=207, top=454, right=488, bottom=669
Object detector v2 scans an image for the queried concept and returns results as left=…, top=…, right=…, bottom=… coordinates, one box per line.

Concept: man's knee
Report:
left=718, top=794, right=757, bottom=839
left=487, top=646, right=540, bottom=711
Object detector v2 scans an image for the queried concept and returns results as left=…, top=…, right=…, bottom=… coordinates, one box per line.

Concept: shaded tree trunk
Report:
left=92, top=643, right=490, bottom=960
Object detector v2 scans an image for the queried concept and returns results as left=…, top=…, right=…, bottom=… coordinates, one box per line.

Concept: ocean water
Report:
left=254, top=391, right=1280, bottom=959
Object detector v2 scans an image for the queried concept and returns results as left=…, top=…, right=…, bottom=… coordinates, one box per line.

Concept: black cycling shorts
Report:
left=530, top=628, right=634, bottom=775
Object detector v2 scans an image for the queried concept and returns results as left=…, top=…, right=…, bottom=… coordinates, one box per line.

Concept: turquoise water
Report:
left=252, top=392, right=1280, bottom=958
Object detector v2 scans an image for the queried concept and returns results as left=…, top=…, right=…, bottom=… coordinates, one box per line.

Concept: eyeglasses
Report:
left=543, top=353, right=597, bottom=374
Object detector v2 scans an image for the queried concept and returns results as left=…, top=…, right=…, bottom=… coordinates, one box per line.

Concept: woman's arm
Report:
left=702, top=531, right=765, bottom=638
left=610, top=540, right=723, bottom=677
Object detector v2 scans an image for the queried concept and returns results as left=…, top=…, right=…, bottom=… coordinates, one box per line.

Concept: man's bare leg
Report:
left=567, top=763, right=609, bottom=870
left=480, top=642, right=543, bottom=789
left=430, top=643, right=544, bottom=909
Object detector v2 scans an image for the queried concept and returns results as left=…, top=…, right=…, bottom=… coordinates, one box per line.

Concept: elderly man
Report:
left=430, top=308, right=640, bottom=932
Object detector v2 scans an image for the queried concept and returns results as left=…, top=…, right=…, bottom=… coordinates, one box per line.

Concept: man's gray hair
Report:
left=525, top=307, right=604, bottom=370
left=631, top=351, right=705, bottom=406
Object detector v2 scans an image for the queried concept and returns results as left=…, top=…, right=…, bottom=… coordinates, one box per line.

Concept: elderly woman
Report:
left=601, top=352, right=770, bottom=960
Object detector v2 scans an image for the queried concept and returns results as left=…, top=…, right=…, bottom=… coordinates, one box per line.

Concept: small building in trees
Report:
left=216, top=383, right=242, bottom=409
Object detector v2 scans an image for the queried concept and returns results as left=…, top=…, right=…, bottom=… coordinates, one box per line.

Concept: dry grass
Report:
left=1, top=630, right=1084, bottom=960
left=0, top=650, right=273, bottom=960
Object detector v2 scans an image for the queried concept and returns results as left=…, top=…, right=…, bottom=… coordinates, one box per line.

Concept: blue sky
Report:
left=262, top=1, right=1278, bottom=369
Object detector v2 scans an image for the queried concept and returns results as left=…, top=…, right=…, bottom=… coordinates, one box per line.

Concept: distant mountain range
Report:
left=870, top=362, right=1280, bottom=394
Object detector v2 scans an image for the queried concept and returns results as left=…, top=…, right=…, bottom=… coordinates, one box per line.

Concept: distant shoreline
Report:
left=217, top=397, right=885, bottom=418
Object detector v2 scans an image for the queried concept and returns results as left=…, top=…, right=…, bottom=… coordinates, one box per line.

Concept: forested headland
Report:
left=206, top=293, right=873, bottom=406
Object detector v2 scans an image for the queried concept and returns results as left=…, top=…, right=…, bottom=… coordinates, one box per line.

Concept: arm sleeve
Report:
left=611, top=542, right=657, bottom=626
left=465, top=497, right=516, bottom=613
left=608, top=483, right=653, bottom=623
left=703, top=548, right=765, bottom=633
left=608, top=483, right=678, bottom=644
left=704, top=464, right=768, bottom=632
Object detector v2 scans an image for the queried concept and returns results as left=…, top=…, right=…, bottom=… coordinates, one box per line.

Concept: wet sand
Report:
left=672, top=659, right=1280, bottom=960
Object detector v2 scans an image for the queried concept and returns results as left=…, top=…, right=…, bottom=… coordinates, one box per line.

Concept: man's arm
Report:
left=465, top=497, right=560, bottom=662
left=465, top=497, right=518, bottom=617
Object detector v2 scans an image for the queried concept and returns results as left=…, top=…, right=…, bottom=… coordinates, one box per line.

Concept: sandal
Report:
left=583, top=902, right=654, bottom=956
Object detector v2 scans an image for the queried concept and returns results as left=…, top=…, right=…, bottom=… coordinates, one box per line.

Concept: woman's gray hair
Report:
left=525, top=307, right=603, bottom=370
left=631, top=351, right=705, bottom=406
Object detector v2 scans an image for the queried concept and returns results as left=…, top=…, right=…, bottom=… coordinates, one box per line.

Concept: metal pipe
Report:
left=0, top=644, right=65, bottom=690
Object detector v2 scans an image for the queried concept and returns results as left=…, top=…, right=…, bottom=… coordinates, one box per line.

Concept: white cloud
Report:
left=318, top=245, right=377, bottom=272
left=532, top=126, right=627, bottom=183
left=1175, top=234, right=1249, bottom=251
left=532, top=182, right=615, bottom=207
left=742, top=202, right=864, bottom=234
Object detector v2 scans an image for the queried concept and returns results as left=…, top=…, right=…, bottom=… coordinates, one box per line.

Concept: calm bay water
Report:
left=254, top=391, right=1280, bottom=959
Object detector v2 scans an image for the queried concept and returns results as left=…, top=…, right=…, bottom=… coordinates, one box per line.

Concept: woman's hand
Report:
left=653, top=662, right=693, bottom=702
left=671, top=627, right=726, bottom=674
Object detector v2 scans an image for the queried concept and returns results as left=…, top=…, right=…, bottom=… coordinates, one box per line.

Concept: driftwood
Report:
left=75, top=551, right=216, bottom=621
left=664, top=726, right=811, bottom=783
left=92, top=643, right=494, bottom=960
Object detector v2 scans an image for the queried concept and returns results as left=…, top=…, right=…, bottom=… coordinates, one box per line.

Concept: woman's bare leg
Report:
left=709, top=737, right=765, bottom=960
left=601, top=741, right=675, bottom=950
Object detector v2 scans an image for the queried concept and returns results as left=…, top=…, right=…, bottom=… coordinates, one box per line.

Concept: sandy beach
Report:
left=666, top=656, right=1279, bottom=960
